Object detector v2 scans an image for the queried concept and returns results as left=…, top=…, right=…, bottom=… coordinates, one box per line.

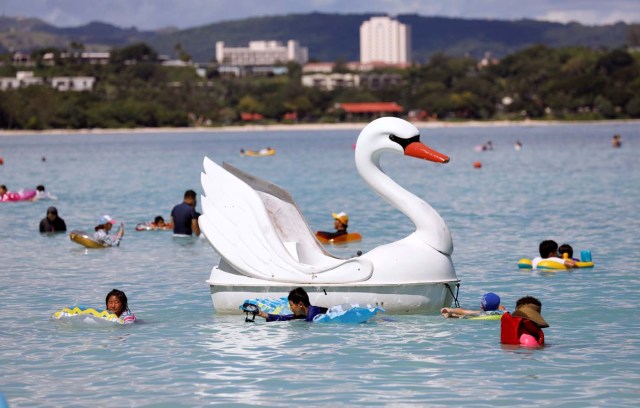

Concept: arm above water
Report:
left=441, top=307, right=481, bottom=318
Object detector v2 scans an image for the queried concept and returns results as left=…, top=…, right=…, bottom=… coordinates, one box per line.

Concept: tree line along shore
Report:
left=1, top=43, right=639, bottom=130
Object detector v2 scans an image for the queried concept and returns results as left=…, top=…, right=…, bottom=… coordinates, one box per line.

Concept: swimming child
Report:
left=106, top=289, right=136, bottom=324
left=150, top=215, right=172, bottom=229
left=440, top=292, right=505, bottom=318
left=35, top=184, right=58, bottom=200
left=558, top=243, right=580, bottom=262
left=255, top=287, right=328, bottom=322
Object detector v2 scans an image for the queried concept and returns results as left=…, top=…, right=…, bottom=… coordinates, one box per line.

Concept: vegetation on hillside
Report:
left=0, top=43, right=639, bottom=130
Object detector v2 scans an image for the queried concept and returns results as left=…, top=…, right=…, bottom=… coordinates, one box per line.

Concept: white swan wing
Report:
left=199, top=157, right=373, bottom=284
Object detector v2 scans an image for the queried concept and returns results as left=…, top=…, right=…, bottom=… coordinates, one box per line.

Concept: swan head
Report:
left=355, top=117, right=449, bottom=165
left=354, top=117, right=454, bottom=255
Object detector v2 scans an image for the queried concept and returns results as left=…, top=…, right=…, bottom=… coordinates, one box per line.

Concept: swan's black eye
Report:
left=389, top=134, right=420, bottom=149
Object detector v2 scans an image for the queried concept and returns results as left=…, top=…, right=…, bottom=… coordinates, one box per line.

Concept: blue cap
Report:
left=480, top=292, right=500, bottom=311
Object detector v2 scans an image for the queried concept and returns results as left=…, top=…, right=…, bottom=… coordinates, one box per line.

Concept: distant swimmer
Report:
left=35, top=184, right=58, bottom=200
left=316, top=211, right=349, bottom=240
left=136, top=215, right=173, bottom=231
left=532, top=239, right=576, bottom=269
left=514, top=140, right=522, bottom=151
left=612, top=134, right=622, bottom=148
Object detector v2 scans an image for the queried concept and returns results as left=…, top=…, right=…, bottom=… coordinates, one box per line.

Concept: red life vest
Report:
left=500, top=312, right=545, bottom=345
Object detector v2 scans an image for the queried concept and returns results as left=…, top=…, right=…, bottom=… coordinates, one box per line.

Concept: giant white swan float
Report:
left=199, top=117, right=459, bottom=314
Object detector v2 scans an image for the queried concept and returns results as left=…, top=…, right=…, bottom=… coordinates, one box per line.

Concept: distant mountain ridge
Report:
left=0, top=13, right=634, bottom=62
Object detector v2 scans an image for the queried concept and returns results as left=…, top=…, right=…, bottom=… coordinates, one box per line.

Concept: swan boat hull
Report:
left=208, top=281, right=458, bottom=314
left=207, top=259, right=460, bottom=314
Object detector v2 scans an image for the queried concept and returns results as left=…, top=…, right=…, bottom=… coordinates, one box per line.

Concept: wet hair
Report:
left=288, top=287, right=311, bottom=307
left=515, top=296, right=542, bottom=309
left=184, top=190, right=197, bottom=199
left=37, top=185, right=45, bottom=192
left=539, top=240, right=558, bottom=258
left=94, top=224, right=107, bottom=231
left=558, top=244, right=573, bottom=258
left=154, top=216, right=165, bottom=224
left=105, top=289, right=129, bottom=313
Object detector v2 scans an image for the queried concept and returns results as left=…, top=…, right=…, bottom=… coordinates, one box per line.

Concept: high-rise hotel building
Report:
left=360, top=16, right=411, bottom=64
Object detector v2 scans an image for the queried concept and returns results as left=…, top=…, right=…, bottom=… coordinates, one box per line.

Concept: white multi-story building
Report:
left=0, top=71, right=43, bottom=90
left=50, top=76, right=96, bottom=92
left=0, top=71, right=95, bottom=92
left=301, top=73, right=361, bottom=91
left=360, top=16, right=411, bottom=64
left=215, top=40, right=308, bottom=66
left=42, top=52, right=111, bottom=65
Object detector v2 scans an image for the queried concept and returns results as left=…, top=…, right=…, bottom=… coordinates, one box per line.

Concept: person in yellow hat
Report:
left=316, top=211, right=349, bottom=240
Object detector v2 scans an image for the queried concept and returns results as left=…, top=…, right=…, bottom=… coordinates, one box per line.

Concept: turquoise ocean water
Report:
left=1, top=122, right=639, bottom=407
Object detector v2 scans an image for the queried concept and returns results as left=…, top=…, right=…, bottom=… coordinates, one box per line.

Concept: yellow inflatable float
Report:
left=69, top=230, right=108, bottom=248
left=518, top=250, right=594, bottom=270
left=315, top=232, right=362, bottom=245
left=241, top=148, right=275, bottom=157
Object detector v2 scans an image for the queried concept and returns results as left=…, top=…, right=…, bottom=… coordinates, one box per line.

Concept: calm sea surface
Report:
left=1, top=122, right=639, bottom=407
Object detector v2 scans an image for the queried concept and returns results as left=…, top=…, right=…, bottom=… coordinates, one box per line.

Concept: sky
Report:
left=1, top=0, right=639, bottom=30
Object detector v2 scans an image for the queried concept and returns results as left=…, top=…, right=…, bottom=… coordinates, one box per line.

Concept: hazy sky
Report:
left=2, top=0, right=639, bottom=30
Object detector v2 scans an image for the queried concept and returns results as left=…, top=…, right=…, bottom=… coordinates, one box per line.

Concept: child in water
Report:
left=441, top=292, right=505, bottom=318
left=501, top=296, right=548, bottom=346
left=532, top=239, right=577, bottom=268
left=558, top=243, right=580, bottom=262
left=106, top=289, right=136, bottom=324
left=255, top=287, right=328, bottom=322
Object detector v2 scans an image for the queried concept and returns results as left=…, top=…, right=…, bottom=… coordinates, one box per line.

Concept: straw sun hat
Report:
left=512, top=303, right=549, bottom=328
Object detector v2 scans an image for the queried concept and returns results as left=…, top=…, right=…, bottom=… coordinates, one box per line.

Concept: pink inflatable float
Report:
left=0, top=189, right=37, bottom=202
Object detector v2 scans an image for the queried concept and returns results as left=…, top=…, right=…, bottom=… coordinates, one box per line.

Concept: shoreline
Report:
left=1, top=118, right=638, bottom=136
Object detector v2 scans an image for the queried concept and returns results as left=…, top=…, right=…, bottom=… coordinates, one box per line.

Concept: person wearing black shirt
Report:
left=170, top=190, right=201, bottom=236
left=316, top=211, right=349, bottom=240
left=39, top=206, right=67, bottom=233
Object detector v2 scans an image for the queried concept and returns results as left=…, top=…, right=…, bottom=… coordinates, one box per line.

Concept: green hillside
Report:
left=148, top=13, right=634, bottom=62
left=1, top=13, right=636, bottom=63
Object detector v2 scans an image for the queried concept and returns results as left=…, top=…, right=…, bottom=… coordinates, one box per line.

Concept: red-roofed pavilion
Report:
left=337, top=102, right=404, bottom=120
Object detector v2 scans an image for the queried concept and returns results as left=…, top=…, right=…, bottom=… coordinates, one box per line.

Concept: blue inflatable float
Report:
left=240, top=297, right=383, bottom=323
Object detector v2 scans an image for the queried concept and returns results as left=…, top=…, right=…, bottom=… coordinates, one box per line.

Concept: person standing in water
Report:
left=39, top=206, right=67, bottom=232
left=171, top=190, right=201, bottom=237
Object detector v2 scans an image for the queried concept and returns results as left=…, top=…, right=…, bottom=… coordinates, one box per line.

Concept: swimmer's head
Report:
left=480, top=292, right=500, bottom=311
left=558, top=244, right=573, bottom=259
left=106, top=289, right=129, bottom=317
